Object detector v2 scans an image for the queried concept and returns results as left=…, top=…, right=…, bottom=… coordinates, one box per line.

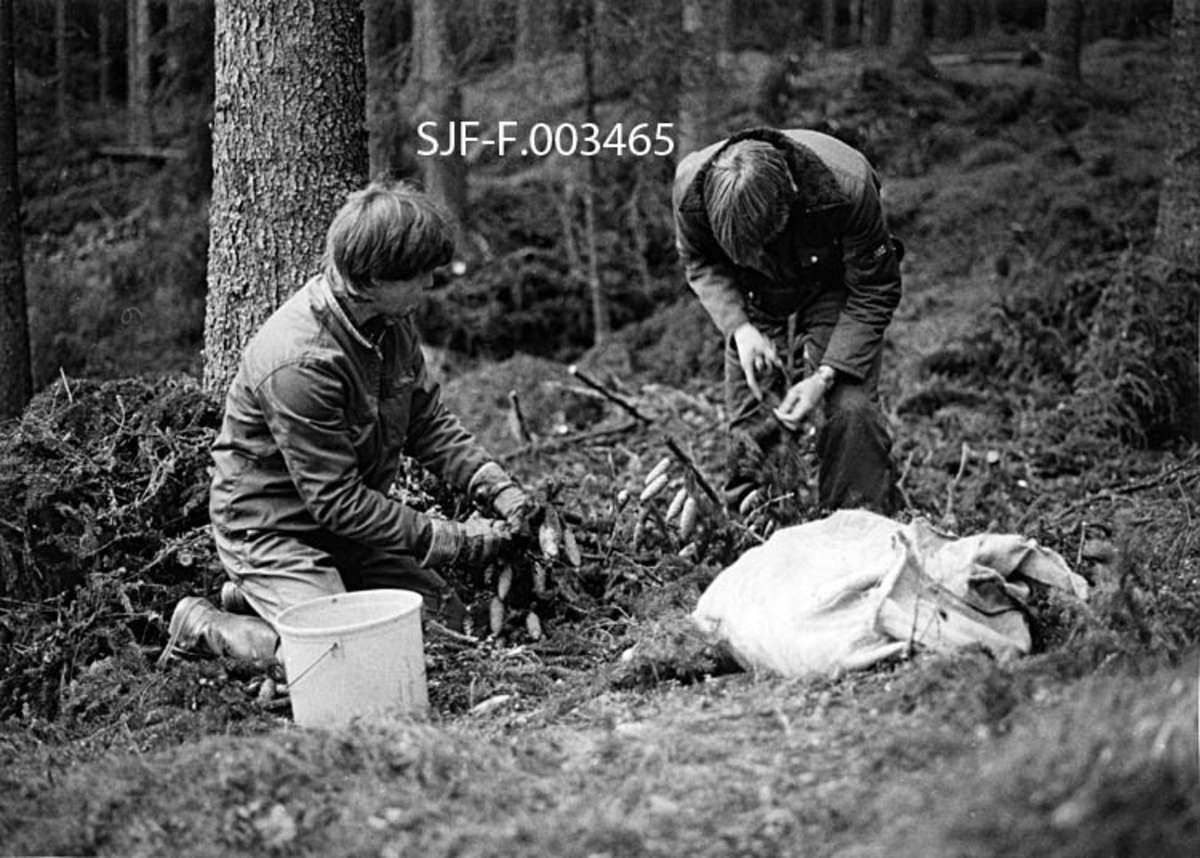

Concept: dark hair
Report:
left=323, top=181, right=455, bottom=296
left=704, top=140, right=793, bottom=265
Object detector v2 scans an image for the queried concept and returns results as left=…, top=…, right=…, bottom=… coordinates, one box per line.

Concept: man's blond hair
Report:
left=704, top=140, right=793, bottom=265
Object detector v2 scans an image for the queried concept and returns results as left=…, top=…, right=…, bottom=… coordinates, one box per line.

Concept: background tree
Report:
left=580, top=0, right=609, bottom=345
left=862, top=0, right=891, bottom=49
left=127, top=0, right=152, bottom=145
left=0, top=0, right=31, bottom=420
left=823, top=0, right=840, bottom=48
left=411, top=0, right=469, bottom=256
left=97, top=0, right=113, bottom=109
left=891, top=0, right=931, bottom=71
left=1155, top=0, right=1200, bottom=269
left=364, top=0, right=406, bottom=181
left=1044, top=0, right=1084, bottom=83
left=678, top=0, right=730, bottom=157
left=1153, top=0, right=1200, bottom=440
left=54, top=0, right=66, bottom=134
left=202, top=0, right=367, bottom=396
left=971, top=0, right=998, bottom=36
left=515, top=0, right=559, bottom=63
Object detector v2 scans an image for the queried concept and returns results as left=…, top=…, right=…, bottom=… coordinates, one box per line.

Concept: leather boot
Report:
left=158, top=597, right=279, bottom=665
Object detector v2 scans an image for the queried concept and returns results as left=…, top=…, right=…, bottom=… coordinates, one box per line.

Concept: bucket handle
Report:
left=286, top=641, right=339, bottom=689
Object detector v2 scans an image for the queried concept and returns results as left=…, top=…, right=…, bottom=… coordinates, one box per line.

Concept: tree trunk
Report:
left=970, top=0, right=998, bottom=36
left=127, top=0, right=153, bottom=145
left=1044, top=0, right=1084, bottom=83
left=98, top=0, right=111, bottom=108
left=848, top=0, right=863, bottom=45
left=515, top=0, right=558, bottom=63
left=1153, top=0, right=1200, bottom=441
left=862, top=0, right=890, bottom=49
left=203, top=0, right=368, bottom=397
left=678, top=0, right=727, bottom=157
left=412, top=0, right=469, bottom=256
left=890, top=0, right=931, bottom=72
left=580, top=2, right=609, bottom=345
left=364, top=0, right=403, bottom=180
left=934, top=0, right=968, bottom=41
left=1155, top=0, right=1200, bottom=269
left=0, top=0, right=32, bottom=419
left=54, top=0, right=67, bottom=135
left=823, top=0, right=839, bottom=48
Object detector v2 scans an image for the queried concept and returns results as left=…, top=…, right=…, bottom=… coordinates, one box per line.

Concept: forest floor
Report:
left=2, top=37, right=1199, bottom=858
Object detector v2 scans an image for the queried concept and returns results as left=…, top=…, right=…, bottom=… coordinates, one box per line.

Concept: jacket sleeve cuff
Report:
left=420, top=519, right=459, bottom=567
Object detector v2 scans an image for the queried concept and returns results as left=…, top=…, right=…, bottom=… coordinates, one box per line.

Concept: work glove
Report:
left=492, top=484, right=541, bottom=536
left=422, top=515, right=511, bottom=569
left=470, top=462, right=543, bottom=536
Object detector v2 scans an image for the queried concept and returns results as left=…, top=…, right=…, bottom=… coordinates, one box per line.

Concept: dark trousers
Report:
left=722, top=292, right=898, bottom=515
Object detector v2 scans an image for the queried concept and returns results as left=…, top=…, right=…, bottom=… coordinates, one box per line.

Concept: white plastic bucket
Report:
left=276, top=589, right=428, bottom=729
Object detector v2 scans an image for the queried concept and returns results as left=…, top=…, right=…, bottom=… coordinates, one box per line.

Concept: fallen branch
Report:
left=95, top=145, right=188, bottom=162
left=568, top=364, right=726, bottom=514
left=665, top=435, right=723, bottom=509
left=499, top=419, right=639, bottom=462
left=568, top=365, right=652, bottom=423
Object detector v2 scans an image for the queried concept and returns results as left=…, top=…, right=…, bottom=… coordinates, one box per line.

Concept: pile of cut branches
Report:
left=0, top=374, right=222, bottom=721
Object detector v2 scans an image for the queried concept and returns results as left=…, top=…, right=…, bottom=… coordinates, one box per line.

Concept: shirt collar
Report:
left=317, top=271, right=382, bottom=351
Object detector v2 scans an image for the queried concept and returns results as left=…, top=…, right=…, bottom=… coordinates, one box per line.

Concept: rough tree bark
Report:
left=934, top=0, right=968, bottom=41
left=1044, top=0, right=1084, bottom=83
left=0, top=0, right=31, bottom=419
left=203, top=0, right=367, bottom=397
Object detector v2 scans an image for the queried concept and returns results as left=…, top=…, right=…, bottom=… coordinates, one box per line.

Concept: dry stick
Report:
left=567, top=364, right=652, bottom=423
left=570, top=365, right=724, bottom=509
left=664, top=434, right=723, bottom=510
left=943, top=441, right=970, bottom=524
left=507, top=390, right=532, bottom=443
left=426, top=619, right=481, bottom=647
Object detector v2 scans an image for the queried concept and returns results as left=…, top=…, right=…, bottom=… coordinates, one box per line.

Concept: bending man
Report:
left=673, top=127, right=903, bottom=516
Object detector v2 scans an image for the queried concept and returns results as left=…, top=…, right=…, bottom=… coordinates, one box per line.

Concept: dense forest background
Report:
left=5, top=0, right=1174, bottom=391
left=3, top=3, right=1200, bottom=855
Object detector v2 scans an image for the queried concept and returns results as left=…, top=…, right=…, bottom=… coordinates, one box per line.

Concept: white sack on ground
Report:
left=691, top=509, right=1090, bottom=679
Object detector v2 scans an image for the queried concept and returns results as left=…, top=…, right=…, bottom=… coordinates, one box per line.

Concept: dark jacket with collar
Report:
left=673, top=127, right=902, bottom=380
left=209, top=273, right=491, bottom=553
